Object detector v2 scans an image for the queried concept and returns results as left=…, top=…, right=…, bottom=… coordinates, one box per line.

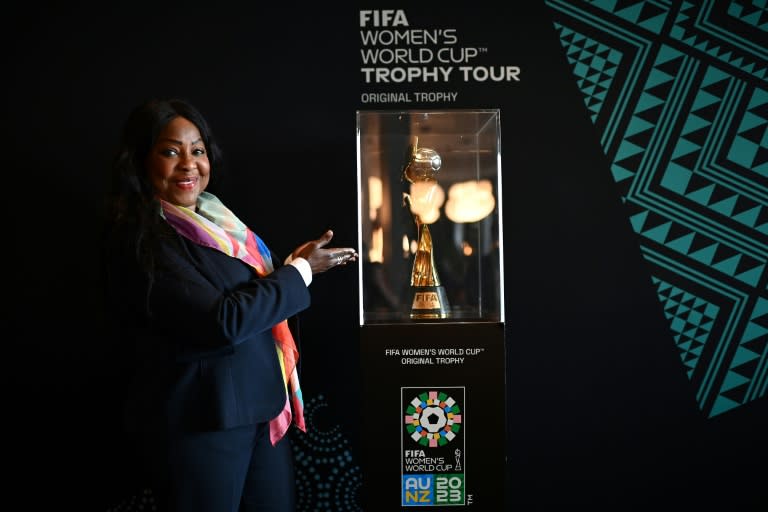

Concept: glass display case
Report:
left=356, top=109, right=504, bottom=324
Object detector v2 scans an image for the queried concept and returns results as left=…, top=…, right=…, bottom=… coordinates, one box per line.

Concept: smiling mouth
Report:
left=176, top=177, right=198, bottom=188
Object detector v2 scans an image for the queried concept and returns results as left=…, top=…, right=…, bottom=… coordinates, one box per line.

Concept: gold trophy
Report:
left=402, top=137, right=450, bottom=319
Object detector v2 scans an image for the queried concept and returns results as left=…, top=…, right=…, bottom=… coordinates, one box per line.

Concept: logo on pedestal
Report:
left=401, top=387, right=465, bottom=506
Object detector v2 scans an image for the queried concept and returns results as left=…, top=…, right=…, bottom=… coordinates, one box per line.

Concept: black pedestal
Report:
left=360, top=322, right=506, bottom=510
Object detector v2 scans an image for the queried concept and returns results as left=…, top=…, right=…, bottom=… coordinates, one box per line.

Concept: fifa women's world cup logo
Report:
left=401, top=388, right=466, bottom=506
left=402, top=136, right=450, bottom=319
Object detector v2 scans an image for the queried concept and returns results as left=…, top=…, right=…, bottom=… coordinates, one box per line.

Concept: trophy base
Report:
left=410, top=286, right=450, bottom=320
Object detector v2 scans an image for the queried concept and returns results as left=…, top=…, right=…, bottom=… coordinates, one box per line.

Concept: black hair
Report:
left=101, top=98, right=224, bottom=314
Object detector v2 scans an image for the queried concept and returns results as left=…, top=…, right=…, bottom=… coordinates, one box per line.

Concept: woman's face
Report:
left=147, top=115, right=210, bottom=209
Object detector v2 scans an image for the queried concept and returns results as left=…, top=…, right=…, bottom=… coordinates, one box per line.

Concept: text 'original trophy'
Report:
left=403, top=137, right=450, bottom=319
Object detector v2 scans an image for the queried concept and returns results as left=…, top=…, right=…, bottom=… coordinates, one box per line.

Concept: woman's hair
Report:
left=108, top=98, right=223, bottom=221
left=102, top=98, right=224, bottom=311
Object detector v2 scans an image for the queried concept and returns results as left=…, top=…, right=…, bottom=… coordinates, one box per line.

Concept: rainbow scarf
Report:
left=159, top=192, right=305, bottom=445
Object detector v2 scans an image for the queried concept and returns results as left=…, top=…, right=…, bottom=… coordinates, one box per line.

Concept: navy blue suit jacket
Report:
left=106, top=223, right=310, bottom=434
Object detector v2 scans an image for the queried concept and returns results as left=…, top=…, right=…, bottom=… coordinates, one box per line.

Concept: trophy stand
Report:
left=403, top=137, right=450, bottom=319
left=357, top=109, right=506, bottom=510
left=409, top=223, right=450, bottom=318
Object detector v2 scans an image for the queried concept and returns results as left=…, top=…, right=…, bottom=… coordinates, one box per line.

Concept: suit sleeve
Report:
left=146, top=237, right=311, bottom=350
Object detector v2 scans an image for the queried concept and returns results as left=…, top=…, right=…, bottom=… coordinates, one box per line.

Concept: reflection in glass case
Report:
left=357, top=110, right=505, bottom=324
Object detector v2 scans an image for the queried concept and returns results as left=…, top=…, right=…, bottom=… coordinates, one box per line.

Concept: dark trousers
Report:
left=138, top=422, right=296, bottom=512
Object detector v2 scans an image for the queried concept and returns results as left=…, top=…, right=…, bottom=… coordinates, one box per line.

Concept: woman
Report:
left=101, top=98, right=357, bottom=511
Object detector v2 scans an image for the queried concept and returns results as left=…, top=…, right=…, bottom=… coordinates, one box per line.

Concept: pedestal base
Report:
left=360, top=322, right=506, bottom=510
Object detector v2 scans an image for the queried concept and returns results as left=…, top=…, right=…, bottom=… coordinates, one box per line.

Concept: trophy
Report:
left=402, top=137, right=450, bottom=319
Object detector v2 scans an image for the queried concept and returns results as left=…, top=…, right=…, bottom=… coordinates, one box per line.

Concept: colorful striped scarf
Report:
left=159, top=191, right=305, bottom=445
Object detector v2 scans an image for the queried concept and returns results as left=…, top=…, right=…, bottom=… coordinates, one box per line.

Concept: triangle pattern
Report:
left=688, top=241, right=718, bottom=266
left=719, top=378, right=751, bottom=405
left=652, top=276, right=718, bottom=380
left=719, top=370, right=750, bottom=393
left=545, top=0, right=767, bottom=421
left=681, top=113, right=712, bottom=137
left=638, top=11, right=668, bottom=34
left=728, top=1, right=768, bottom=31
left=740, top=331, right=768, bottom=370
left=686, top=183, right=715, bottom=205
left=710, top=394, right=740, bottom=417
left=611, top=163, right=636, bottom=184
left=554, top=24, right=619, bottom=124
left=732, top=89, right=768, bottom=172
left=709, top=194, right=738, bottom=217
left=734, top=263, right=764, bottom=287
left=732, top=205, right=762, bottom=229
left=613, top=1, right=645, bottom=26
left=615, top=142, right=645, bottom=176
left=660, top=162, right=692, bottom=194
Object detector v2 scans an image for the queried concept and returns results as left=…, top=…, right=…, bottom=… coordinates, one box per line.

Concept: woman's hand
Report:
left=292, top=229, right=358, bottom=275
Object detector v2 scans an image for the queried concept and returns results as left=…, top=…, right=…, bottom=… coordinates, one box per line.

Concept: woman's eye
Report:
left=161, top=148, right=179, bottom=157
left=193, top=148, right=206, bottom=156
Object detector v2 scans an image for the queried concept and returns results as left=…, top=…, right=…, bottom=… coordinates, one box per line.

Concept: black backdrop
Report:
left=7, top=3, right=766, bottom=510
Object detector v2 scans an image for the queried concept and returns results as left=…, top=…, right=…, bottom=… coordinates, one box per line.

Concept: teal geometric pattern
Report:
left=545, top=0, right=767, bottom=417
left=653, top=275, right=720, bottom=379
left=727, top=0, right=768, bottom=32
left=727, top=87, right=768, bottom=179
left=292, top=394, right=363, bottom=512
left=557, top=28, right=622, bottom=122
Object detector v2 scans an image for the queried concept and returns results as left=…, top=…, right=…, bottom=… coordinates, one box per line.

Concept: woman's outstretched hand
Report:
left=292, top=229, right=358, bottom=275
